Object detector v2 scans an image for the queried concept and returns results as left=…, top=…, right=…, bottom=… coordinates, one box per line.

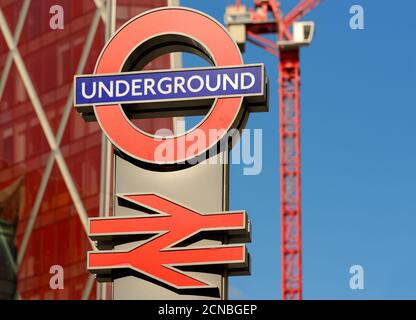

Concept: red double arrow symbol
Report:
left=88, top=194, right=250, bottom=289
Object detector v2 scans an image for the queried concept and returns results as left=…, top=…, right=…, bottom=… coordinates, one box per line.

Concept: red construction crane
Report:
left=225, top=0, right=321, bottom=300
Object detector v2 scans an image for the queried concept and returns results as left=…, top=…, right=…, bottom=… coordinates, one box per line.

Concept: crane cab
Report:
left=278, top=21, right=315, bottom=49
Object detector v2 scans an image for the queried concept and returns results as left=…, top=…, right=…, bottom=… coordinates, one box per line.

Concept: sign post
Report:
left=74, top=7, right=268, bottom=300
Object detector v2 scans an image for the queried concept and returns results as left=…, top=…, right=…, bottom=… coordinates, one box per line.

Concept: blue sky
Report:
left=180, top=0, right=416, bottom=299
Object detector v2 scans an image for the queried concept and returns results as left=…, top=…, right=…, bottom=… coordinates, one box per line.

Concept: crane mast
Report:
left=225, top=0, right=321, bottom=300
left=279, top=48, right=302, bottom=299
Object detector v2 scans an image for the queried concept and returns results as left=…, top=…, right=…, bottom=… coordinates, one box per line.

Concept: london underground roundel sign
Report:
left=74, top=7, right=267, bottom=166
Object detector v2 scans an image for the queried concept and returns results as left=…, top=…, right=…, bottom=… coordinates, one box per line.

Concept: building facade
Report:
left=0, top=0, right=175, bottom=299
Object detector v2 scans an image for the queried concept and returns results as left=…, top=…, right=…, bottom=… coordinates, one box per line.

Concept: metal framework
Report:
left=226, top=0, right=321, bottom=299
left=0, top=0, right=110, bottom=300
left=279, top=48, right=301, bottom=299
left=0, top=0, right=180, bottom=301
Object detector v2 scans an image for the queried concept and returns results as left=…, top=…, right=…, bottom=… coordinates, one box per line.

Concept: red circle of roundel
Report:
left=93, top=8, right=243, bottom=165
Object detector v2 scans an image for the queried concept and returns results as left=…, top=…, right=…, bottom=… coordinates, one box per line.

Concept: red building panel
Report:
left=0, top=0, right=171, bottom=300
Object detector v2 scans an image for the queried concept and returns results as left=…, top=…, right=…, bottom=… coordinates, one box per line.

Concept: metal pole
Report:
left=167, top=0, right=185, bottom=135
left=97, top=0, right=116, bottom=301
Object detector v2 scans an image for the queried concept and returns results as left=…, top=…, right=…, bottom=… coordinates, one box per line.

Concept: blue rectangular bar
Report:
left=74, top=64, right=264, bottom=107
